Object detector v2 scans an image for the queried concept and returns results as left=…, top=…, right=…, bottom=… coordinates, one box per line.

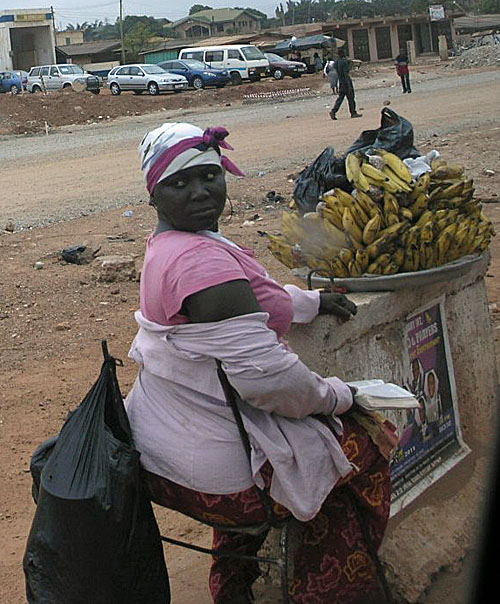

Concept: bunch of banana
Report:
left=269, top=155, right=495, bottom=280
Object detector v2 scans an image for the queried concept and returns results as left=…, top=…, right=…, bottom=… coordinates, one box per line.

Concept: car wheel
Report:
left=230, top=72, right=242, bottom=85
left=148, top=82, right=159, bottom=96
left=31, top=85, right=42, bottom=93
left=110, top=82, right=121, bottom=96
left=192, top=76, right=204, bottom=90
left=63, top=83, right=72, bottom=89
left=292, top=74, right=301, bottom=78
left=10, top=85, right=19, bottom=95
left=133, top=90, right=144, bottom=95
left=273, top=69, right=284, bottom=80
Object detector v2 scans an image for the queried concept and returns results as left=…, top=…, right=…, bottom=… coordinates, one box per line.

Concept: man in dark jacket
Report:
left=395, top=51, right=411, bottom=93
left=329, top=48, right=362, bottom=120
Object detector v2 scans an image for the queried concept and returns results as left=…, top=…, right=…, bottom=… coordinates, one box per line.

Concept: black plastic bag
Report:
left=293, top=147, right=351, bottom=213
left=346, top=107, right=420, bottom=159
left=293, top=109, right=420, bottom=213
left=23, top=342, right=170, bottom=604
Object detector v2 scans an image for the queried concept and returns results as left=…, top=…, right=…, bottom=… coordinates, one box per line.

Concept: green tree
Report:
left=476, top=0, right=500, bottom=12
left=189, top=4, right=213, bottom=14
left=124, top=22, right=153, bottom=62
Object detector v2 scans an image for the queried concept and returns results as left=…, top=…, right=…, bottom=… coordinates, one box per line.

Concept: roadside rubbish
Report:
left=60, top=244, right=99, bottom=265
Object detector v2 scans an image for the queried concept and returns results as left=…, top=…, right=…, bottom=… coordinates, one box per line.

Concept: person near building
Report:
left=329, top=47, right=362, bottom=120
left=125, top=121, right=397, bottom=603
left=323, top=57, right=339, bottom=94
left=313, top=51, right=323, bottom=72
left=394, top=51, right=412, bottom=93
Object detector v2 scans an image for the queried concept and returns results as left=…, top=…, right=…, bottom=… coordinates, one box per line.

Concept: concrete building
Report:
left=167, top=8, right=263, bottom=39
left=55, top=29, right=84, bottom=47
left=321, top=11, right=462, bottom=62
left=0, top=8, right=55, bottom=71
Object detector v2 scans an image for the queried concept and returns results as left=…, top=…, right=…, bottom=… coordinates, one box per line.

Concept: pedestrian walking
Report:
left=329, top=48, right=362, bottom=120
left=313, top=52, right=323, bottom=72
left=395, top=51, right=411, bottom=93
left=323, top=58, right=338, bottom=94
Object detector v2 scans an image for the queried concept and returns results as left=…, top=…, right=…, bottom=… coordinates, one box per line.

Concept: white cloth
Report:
left=125, top=311, right=354, bottom=521
left=139, top=122, right=222, bottom=189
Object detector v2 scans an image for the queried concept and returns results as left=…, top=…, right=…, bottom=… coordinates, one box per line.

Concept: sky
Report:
left=0, top=1, right=281, bottom=28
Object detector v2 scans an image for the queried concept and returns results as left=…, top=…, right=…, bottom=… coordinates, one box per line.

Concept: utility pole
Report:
left=119, top=0, right=125, bottom=64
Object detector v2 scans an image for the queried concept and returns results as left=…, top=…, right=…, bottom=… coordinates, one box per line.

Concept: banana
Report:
left=435, top=230, right=453, bottom=265
left=348, top=260, right=363, bottom=277
left=403, top=247, right=419, bottom=272
left=420, top=222, right=434, bottom=244
left=400, top=207, right=413, bottom=221
left=333, top=188, right=357, bottom=208
left=378, top=220, right=409, bottom=240
left=365, top=234, right=391, bottom=259
left=404, top=225, right=421, bottom=248
left=410, top=172, right=431, bottom=201
left=440, top=181, right=464, bottom=199
left=382, top=167, right=413, bottom=193
left=360, top=162, right=389, bottom=185
left=345, top=153, right=370, bottom=192
left=317, top=204, right=344, bottom=231
left=431, top=165, right=464, bottom=180
left=355, top=249, right=370, bottom=272
left=376, top=253, right=392, bottom=268
left=385, top=212, right=400, bottom=226
left=362, top=213, right=382, bottom=245
left=416, top=209, right=434, bottom=228
left=431, top=157, right=447, bottom=170
left=376, top=150, right=413, bottom=184
left=382, top=262, right=400, bottom=275
left=345, top=153, right=361, bottom=183
left=410, top=193, right=429, bottom=217
left=267, top=235, right=304, bottom=269
left=355, top=190, right=380, bottom=216
left=383, top=191, right=400, bottom=216
left=392, top=247, right=405, bottom=267
left=366, top=259, right=384, bottom=275
left=350, top=202, right=371, bottom=229
left=342, top=207, right=364, bottom=246
left=331, top=258, right=350, bottom=278
left=338, top=247, right=355, bottom=266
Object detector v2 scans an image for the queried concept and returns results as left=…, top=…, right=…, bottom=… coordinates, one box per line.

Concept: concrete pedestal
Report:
left=258, top=255, right=498, bottom=602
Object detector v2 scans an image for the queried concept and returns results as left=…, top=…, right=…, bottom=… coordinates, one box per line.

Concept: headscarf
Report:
left=139, top=122, right=245, bottom=194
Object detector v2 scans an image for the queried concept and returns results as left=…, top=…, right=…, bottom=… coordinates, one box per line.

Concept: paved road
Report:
left=1, top=69, right=499, bottom=229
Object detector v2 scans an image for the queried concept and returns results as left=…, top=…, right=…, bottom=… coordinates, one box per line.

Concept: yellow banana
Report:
left=331, top=258, right=350, bottom=278
left=383, top=191, right=400, bottom=215
left=399, top=207, right=413, bottom=221
left=342, top=207, right=364, bottom=245
left=416, top=209, right=434, bottom=228
left=365, top=234, right=390, bottom=259
left=333, top=188, right=357, bottom=208
left=362, top=213, right=382, bottom=245
left=360, top=162, right=389, bottom=184
left=378, top=220, right=409, bottom=240
left=431, top=165, right=464, bottom=180
left=346, top=153, right=370, bottom=192
left=338, top=248, right=355, bottom=266
left=392, top=247, right=405, bottom=267
left=420, top=222, right=434, bottom=244
left=410, top=193, right=429, bottom=217
left=348, top=260, right=363, bottom=277
left=355, top=249, right=370, bottom=272
left=355, top=190, right=380, bottom=216
left=385, top=212, right=400, bottom=226
left=376, top=150, right=413, bottom=184
left=440, top=182, right=464, bottom=199
left=317, top=204, right=344, bottom=231
left=382, top=262, right=400, bottom=275
left=403, top=248, right=419, bottom=272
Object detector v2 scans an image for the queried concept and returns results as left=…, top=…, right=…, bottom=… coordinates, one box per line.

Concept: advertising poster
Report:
left=429, top=5, right=445, bottom=20
left=388, top=297, right=470, bottom=513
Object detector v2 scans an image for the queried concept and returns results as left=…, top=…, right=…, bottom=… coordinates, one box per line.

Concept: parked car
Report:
left=179, top=45, right=269, bottom=84
left=0, top=71, right=22, bottom=94
left=27, top=64, right=101, bottom=94
left=157, top=59, right=230, bottom=90
left=13, top=69, right=29, bottom=90
left=264, top=53, right=308, bottom=80
left=107, top=64, right=188, bottom=96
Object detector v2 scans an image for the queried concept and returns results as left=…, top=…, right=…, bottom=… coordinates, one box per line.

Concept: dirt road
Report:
left=1, top=66, right=500, bottom=604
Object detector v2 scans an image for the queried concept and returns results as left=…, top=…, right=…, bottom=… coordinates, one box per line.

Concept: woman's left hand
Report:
left=319, top=292, right=357, bottom=320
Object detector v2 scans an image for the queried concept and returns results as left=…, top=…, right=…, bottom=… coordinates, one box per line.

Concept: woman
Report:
left=394, top=51, right=411, bottom=94
left=125, top=122, right=396, bottom=603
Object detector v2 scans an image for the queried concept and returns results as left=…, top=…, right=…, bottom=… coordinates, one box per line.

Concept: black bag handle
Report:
left=216, top=360, right=283, bottom=528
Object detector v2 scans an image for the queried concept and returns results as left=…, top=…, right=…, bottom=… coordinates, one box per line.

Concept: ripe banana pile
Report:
left=267, top=150, right=495, bottom=279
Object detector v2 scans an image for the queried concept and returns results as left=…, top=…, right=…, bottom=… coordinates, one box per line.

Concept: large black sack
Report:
left=293, top=109, right=420, bottom=213
left=346, top=107, right=420, bottom=159
left=23, top=342, right=170, bottom=604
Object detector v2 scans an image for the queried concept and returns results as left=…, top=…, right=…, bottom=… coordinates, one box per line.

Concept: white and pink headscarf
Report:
left=139, top=122, right=245, bottom=194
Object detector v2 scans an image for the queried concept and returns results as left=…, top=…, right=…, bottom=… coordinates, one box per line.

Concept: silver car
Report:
left=27, top=64, right=101, bottom=94
left=107, top=64, right=188, bottom=96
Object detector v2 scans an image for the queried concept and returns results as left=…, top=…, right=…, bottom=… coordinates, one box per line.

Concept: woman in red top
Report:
left=395, top=52, right=411, bottom=94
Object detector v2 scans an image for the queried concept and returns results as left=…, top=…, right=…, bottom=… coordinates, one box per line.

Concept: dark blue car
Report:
left=158, top=59, right=230, bottom=89
left=0, top=71, right=22, bottom=94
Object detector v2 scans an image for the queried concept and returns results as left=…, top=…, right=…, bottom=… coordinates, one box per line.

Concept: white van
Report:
left=178, top=45, right=269, bottom=84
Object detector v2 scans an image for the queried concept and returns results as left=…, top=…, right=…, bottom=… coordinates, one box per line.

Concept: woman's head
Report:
left=139, top=122, right=243, bottom=232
